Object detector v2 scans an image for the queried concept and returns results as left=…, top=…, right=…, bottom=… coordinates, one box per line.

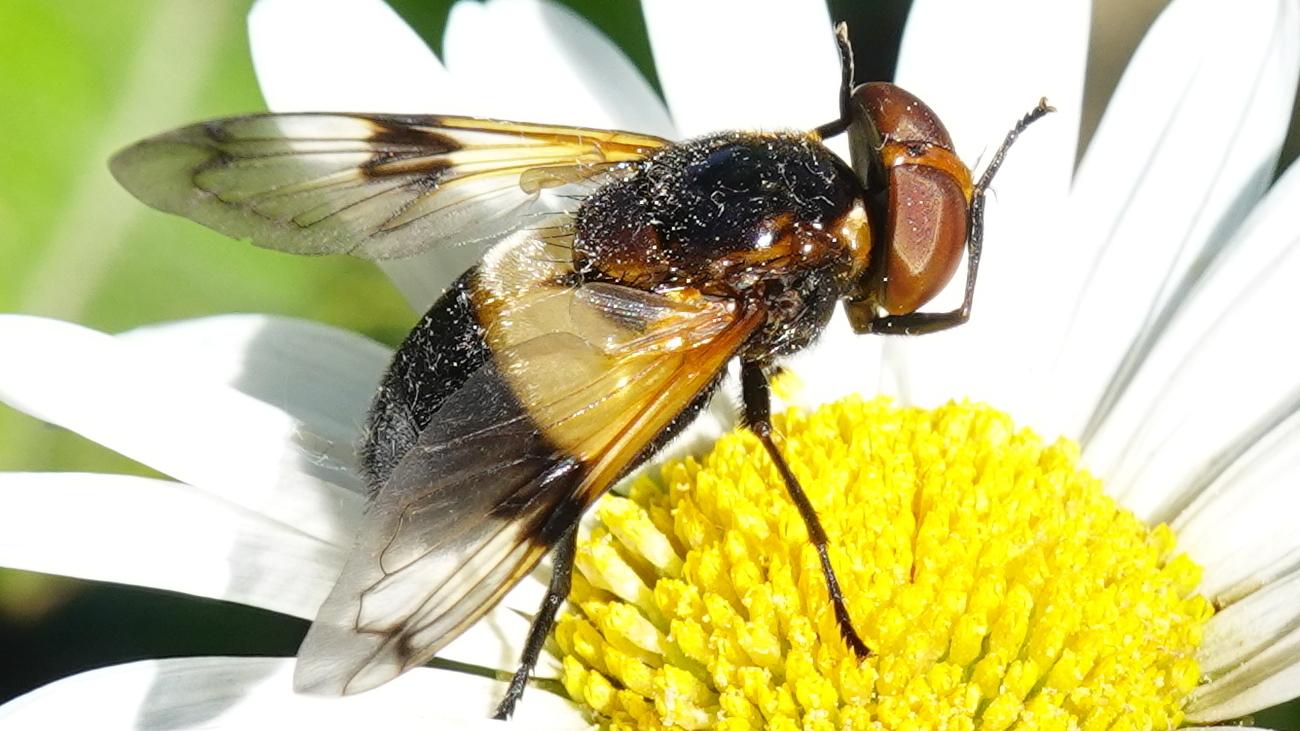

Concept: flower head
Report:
left=560, top=399, right=1211, bottom=729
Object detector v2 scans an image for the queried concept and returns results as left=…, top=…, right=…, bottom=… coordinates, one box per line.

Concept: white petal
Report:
left=118, top=315, right=389, bottom=454
left=1042, top=0, right=1300, bottom=440
left=642, top=0, right=838, bottom=136
left=1199, top=567, right=1300, bottom=676
left=781, top=309, right=885, bottom=410
left=0, top=657, right=587, bottom=729
left=249, top=0, right=467, bottom=309
left=2, top=316, right=572, bottom=679
left=250, top=0, right=452, bottom=113
left=0, top=472, right=343, bottom=620
left=0, top=468, right=558, bottom=678
left=895, top=0, right=1085, bottom=197
left=1169, top=410, right=1300, bottom=602
left=106, top=317, right=558, bottom=676
left=0, top=316, right=363, bottom=545
left=444, top=0, right=673, bottom=136
left=879, top=0, right=1088, bottom=416
left=1187, top=620, right=1300, bottom=721
left=1085, top=158, right=1300, bottom=524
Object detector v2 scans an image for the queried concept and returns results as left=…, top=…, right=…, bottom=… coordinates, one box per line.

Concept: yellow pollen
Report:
left=554, top=398, right=1212, bottom=730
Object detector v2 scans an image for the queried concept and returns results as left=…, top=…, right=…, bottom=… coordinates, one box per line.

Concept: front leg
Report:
left=844, top=191, right=986, bottom=336
left=845, top=301, right=972, bottom=335
left=740, top=360, right=871, bottom=658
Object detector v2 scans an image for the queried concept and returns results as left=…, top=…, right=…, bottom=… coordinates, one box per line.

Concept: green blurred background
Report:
left=2, top=0, right=1298, bottom=726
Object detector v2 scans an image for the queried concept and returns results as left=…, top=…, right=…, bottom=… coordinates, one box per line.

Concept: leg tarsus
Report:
left=815, top=544, right=871, bottom=657
left=860, top=308, right=970, bottom=335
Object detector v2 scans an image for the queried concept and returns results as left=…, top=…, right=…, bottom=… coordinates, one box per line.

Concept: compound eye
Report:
left=880, top=163, right=967, bottom=314
left=847, top=82, right=974, bottom=314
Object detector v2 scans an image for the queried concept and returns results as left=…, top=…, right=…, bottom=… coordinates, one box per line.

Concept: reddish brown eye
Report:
left=882, top=163, right=967, bottom=314
left=847, top=82, right=973, bottom=315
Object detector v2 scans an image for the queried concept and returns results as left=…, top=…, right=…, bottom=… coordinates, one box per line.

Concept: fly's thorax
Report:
left=740, top=266, right=840, bottom=360
left=572, top=131, right=871, bottom=298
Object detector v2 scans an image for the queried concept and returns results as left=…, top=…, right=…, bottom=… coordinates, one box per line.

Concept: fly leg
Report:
left=493, top=525, right=578, bottom=719
left=814, top=23, right=856, bottom=140
left=740, top=360, right=871, bottom=658
left=844, top=201, right=983, bottom=337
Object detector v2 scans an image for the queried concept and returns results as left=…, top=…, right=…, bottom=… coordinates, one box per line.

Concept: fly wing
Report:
left=295, top=229, right=762, bottom=695
left=109, top=113, right=667, bottom=259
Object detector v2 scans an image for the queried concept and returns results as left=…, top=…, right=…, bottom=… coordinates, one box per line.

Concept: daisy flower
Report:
left=3, top=0, right=1300, bottom=728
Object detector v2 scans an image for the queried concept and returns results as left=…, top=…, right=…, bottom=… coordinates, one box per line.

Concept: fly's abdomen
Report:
left=361, top=270, right=491, bottom=488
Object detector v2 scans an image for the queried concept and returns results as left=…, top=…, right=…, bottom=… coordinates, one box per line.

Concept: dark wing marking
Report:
left=109, top=113, right=668, bottom=259
left=294, top=228, right=762, bottom=695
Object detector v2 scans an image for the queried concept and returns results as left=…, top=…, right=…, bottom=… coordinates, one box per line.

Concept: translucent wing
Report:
left=109, top=113, right=668, bottom=259
left=295, top=228, right=763, bottom=695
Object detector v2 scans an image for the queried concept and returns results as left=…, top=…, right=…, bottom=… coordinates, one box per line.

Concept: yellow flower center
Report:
left=555, top=398, right=1212, bottom=730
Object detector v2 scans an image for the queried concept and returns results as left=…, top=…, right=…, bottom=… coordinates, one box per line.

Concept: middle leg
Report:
left=740, top=360, right=871, bottom=658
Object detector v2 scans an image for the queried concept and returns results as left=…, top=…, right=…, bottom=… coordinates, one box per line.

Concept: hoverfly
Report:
left=110, top=24, right=1050, bottom=718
